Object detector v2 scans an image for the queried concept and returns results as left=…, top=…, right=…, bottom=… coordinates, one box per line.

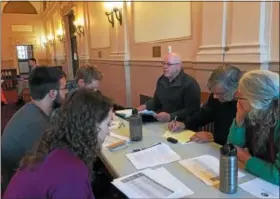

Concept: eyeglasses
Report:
left=160, top=62, right=181, bottom=67
left=207, top=83, right=228, bottom=96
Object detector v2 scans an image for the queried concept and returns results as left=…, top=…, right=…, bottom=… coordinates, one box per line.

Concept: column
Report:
left=224, top=1, right=273, bottom=67
left=196, top=2, right=225, bottom=62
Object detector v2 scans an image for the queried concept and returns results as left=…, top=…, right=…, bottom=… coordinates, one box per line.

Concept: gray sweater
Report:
left=2, top=102, right=51, bottom=185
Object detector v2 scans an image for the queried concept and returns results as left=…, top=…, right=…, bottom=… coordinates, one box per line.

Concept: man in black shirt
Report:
left=138, top=52, right=201, bottom=122
left=169, top=65, right=242, bottom=146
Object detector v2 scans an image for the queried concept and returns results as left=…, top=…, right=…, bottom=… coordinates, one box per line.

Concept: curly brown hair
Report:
left=20, top=89, right=113, bottom=178
left=75, top=64, right=103, bottom=84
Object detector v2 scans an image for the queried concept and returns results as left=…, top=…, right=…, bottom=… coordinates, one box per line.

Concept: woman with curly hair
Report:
left=228, top=70, right=279, bottom=185
left=3, top=89, right=113, bottom=198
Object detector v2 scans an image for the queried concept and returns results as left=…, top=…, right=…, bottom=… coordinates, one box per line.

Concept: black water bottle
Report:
left=219, top=143, right=238, bottom=194
left=129, top=109, right=143, bottom=141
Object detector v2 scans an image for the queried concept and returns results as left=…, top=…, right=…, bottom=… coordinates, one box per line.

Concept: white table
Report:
left=100, top=117, right=257, bottom=198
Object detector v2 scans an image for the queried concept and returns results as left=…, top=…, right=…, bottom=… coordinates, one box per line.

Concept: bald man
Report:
left=138, top=53, right=201, bottom=122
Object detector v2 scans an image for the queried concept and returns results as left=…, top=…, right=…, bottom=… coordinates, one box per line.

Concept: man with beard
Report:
left=1, top=66, right=67, bottom=190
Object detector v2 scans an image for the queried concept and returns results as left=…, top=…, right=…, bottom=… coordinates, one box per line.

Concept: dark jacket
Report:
left=145, top=70, right=201, bottom=121
left=185, top=93, right=237, bottom=145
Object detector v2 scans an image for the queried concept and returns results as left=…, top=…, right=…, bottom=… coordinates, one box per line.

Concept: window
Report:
left=16, top=45, right=33, bottom=60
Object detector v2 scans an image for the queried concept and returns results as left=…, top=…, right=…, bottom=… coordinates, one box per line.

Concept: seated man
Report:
left=228, top=70, right=279, bottom=185
left=16, top=58, right=38, bottom=105
left=66, top=64, right=125, bottom=110
left=138, top=52, right=201, bottom=122
left=1, top=66, right=67, bottom=189
left=169, top=65, right=242, bottom=146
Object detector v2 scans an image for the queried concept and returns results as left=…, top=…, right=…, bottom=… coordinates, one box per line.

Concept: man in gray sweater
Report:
left=1, top=66, right=67, bottom=190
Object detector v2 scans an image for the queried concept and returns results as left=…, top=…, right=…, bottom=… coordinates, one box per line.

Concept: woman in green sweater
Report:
left=228, top=70, right=279, bottom=185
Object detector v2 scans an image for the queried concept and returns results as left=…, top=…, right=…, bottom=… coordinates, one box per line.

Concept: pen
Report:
left=171, top=116, right=177, bottom=132
left=126, top=142, right=162, bottom=153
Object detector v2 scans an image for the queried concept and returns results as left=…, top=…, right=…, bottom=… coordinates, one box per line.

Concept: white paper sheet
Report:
left=179, top=155, right=246, bottom=186
left=239, top=178, right=279, bottom=199
left=115, top=109, right=132, bottom=118
left=126, top=143, right=181, bottom=169
left=112, top=167, right=194, bottom=198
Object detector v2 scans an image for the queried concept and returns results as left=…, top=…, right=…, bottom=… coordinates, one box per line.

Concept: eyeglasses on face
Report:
left=160, top=62, right=181, bottom=67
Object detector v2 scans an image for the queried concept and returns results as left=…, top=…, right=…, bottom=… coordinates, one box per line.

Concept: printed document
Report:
left=179, top=155, right=246, bottom=186
left=112, top=167, right=194, bottom=198
left=126, top=143, right=181, bottom=169
left=115, top=109, right=132, bottom=118
left=239, top=178, right=279, bottom=199
left=163, top=130, right=195, bottom=144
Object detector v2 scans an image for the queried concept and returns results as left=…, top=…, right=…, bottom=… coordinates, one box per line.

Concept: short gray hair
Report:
left=208, top=65, right=243, bottom=91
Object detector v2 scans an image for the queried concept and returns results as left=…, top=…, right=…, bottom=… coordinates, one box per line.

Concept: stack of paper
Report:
left=112, top=167, right=194, bottom=198
left=115, top=109, right=132, bottom=118
left=239, top=178, right=279, bottom=199
left=163, top=130, right=195, bottom=144
left=179, top=155, right=246, bottom=186
left=126, top=143, right=181, bottom=169
left=103, top=132, right=129, bottom=149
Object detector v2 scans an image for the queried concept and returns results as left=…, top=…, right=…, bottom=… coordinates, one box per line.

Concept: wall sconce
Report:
left=113, top=7, right=122, bottom=26
left=41, top=37, right=48, bottom=48
left=104, top=2, right=123, bottom=27
left=47, top=34, right=54, bottom=46
left=73, top=18, right=84, bottom=37
left=105, top=11, right=114, bottom=27
left=56, top=28, right=65, bottom=43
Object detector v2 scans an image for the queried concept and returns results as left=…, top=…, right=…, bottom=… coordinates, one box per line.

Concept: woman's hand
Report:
left=236, top=102, right=248, bottom=127
left=168, top=121, right=185, bottom=132
left=190, top=131, right=214, bottom=143
left=236, top=147, right=251, bottom=163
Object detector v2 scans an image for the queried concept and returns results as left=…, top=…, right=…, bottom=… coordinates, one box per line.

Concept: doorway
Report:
left=67, top=10, right=79, bottom=76
left=16, top=45, right=33, bottom=75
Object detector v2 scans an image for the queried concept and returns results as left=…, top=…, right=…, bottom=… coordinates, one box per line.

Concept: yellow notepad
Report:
left=114, top=127, right=130, bottom=138
left=163, top=130, right=195, bottom=144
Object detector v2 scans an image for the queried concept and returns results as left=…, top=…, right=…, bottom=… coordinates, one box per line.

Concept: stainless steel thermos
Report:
left=129, top=109, right=143, bottom=141
left=219, top=143, right=238, bottom=194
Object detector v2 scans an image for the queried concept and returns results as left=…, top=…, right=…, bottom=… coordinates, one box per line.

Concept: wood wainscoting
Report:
left=201, top=92, right=210, bottom=105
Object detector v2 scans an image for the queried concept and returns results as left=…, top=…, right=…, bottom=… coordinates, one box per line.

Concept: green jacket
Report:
left=228, top=119, right=280, bottom=185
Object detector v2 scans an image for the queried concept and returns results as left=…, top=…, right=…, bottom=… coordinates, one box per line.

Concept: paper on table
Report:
left=126, top=143, right=181, bottom=170
left=109, top=120, right=121, bottom=130
left=115, top=109, right=132, bottom=118
left=103, top=132, right=128, bottom=148
left=163, top=130, right=195, bottom=144
left=112, top=167, right=194, bottom=198
left=179, top=155, right=246, bottom=186
left=110, top=132, right=129, bottom=141
left=239, top=178, right=279, bottom=199
left=115, top=127, right=130, bottom=138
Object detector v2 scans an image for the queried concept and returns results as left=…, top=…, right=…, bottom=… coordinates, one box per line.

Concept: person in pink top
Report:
left=3, top=89, right=113, bottom=199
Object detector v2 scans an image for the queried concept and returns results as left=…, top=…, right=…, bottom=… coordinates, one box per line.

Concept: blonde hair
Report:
left=239, top=70, right=279, bottom=153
